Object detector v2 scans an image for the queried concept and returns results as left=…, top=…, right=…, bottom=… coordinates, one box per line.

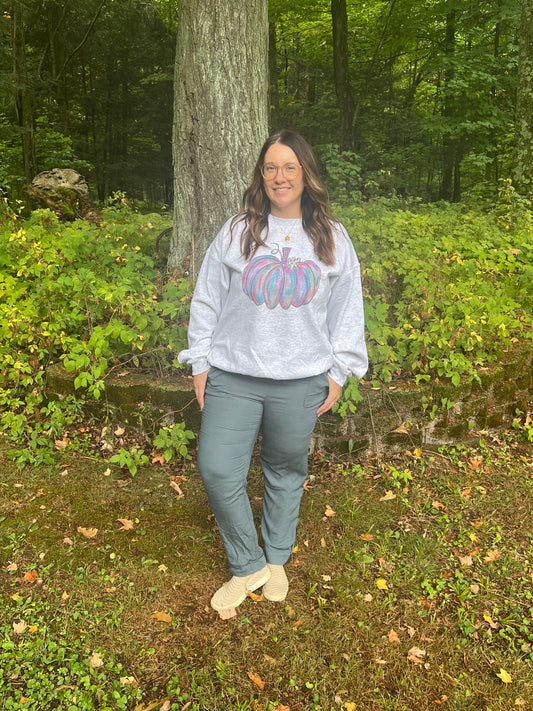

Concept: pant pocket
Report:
left=303, top=372, right=329, bottom=408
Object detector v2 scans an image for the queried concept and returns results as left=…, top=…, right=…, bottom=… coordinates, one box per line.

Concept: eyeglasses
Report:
left=261, top=163, right=301, bottom=180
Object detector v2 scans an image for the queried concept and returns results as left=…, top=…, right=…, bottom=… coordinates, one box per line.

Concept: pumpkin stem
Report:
left=281, top=247, right=291, bottom=266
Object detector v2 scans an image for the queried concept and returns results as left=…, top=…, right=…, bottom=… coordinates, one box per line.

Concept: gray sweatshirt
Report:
left=178, top=214, right=368, bottom=386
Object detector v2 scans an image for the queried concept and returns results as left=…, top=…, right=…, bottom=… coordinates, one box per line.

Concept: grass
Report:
left=1, top=422, right=533, bottom=710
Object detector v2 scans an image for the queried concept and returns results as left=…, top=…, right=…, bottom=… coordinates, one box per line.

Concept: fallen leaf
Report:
left=432, top=500, right=445, bottom=510
left=151, top=611, right=172, bottom=623
left=6, top=562, right=17, bottom=572
left=363, top=593, right=373, bottom=602
left=461, top=487, right=472, bottom=499
left=468, top=457, right=482, bottom=471
left=496, top=668, right=512, bottom=684
left=77, top=527, right=98, bottom=539
left=406, top=625, right=416, bottom=638
left=103, top=468, right=111, bottom=477
left=407, top=646, right=426, bottom=664
left=325, top=504, right=336, bottom=517
left=169, top=480, right=184, bottom=497
left=114, top=426, right=125, bottom=436
left=13, top=621, right=27, bottom=634
left=116, top=518, right=134, bottom=530
left=264, top=654, right=277, bottom=664
left=360, top=533, right=374, bottom=541
left=374, top=658, right=388, bottom=665
left=23, top=570, right=38, bottom=584
left=345, top=704, right=356, bottom=711
left=458, top=555, right=473, bottom=567
left=470, top=584, right=480, bottom=594
left=134, top=701, right=171, bottom=711
left=62, top=591, right=70, bottom=601
left=388, top=629, right=400, bottom=644
left=158, top=564, right=168, bottom=573
left=120, top=676, right=137, bottom=686
left=54, top=437, right=68, bottom=450
left=89, top=652, right=104, bottom=668
left=484, top=549, right=501, bottom=564
left=246, top=590, right=264, bottom=602
left=63, top=537, right=74, bottom=545
left=28, top=625, right=38, bottom=633
left=376, top=578, right=388, bottom=590
left=322, top=574, right=332, bottom=582
left=152, top=453, right=166, bottom=466
left=393, top=422, right=409, bottom=434
left=321, top=537, right=326, bottom=548
left=380, top=490, right=396, bottom=501
left=247, top=671, right=265, bottom=690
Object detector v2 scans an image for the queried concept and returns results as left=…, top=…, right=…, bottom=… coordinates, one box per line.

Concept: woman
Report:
left=178, top=130, right=367, bottom=614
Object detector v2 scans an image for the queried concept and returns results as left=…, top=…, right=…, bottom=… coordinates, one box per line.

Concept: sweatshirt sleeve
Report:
left=326, top=227, right=368, bottom=386
left=177, top=226, right=231, bottom=375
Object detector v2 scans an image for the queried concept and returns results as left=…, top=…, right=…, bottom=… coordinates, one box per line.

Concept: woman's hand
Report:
left=193, top=369, right=210, bottom=410
left=316, top=376, right=342, bottom=417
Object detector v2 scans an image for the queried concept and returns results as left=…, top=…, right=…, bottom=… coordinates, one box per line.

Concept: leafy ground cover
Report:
left=2, top=192, right=532, bottom=466
left=1, top=423, right=532, bottom=710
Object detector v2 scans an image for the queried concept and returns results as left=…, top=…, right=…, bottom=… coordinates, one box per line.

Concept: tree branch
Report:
left=55, top=0, right=107, bottom=81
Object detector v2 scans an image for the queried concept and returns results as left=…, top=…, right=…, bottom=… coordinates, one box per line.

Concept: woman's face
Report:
left=262, top=143, right=305, bottom=218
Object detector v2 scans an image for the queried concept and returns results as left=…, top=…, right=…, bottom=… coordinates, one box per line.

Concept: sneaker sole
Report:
left=210, top=569, right=271, bottom=612
left=263, top=588, right=288, bottom=602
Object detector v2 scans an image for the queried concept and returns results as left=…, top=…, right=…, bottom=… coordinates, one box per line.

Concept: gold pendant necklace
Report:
left=274, top=217, right=300, bottom=243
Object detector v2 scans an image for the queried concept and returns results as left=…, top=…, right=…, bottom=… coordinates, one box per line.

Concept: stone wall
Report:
left=313, top=344, right=533, bottom=455
left=46, top=344, right=532, bottom=454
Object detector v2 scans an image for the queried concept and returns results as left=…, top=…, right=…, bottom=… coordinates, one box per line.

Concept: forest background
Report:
left=1, top=0, right=531, bottom=210
left=1, top=5, right=533, bottom=708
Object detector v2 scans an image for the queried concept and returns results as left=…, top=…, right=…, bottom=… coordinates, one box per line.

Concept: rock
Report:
left=30, top=169, right=89, bottom=196
left=25, top=169, right=102, bottom=224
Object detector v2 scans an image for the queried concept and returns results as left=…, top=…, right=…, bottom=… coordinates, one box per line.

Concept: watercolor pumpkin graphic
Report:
left=243, top=247, right=321, bottom=309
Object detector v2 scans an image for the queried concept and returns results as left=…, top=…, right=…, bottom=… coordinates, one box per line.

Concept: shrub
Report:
left=334, top=193, right=533, bottom=408
left=0, top=200, right=191, bottom=467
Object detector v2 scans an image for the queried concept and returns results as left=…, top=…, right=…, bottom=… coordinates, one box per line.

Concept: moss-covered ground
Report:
left=1, top=425, right=533, bottom=710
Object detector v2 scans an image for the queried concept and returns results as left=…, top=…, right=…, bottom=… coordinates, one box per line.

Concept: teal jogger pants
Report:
left=197, top=367, right=329, bottom=577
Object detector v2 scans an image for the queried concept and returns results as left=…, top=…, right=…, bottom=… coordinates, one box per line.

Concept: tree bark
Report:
left=170, top=0, right=269, bottom=277
left=13, top=1, right=37, bottom=184
left=269, top=20, right=280, bottom=130
left=331, top=0, right=354, bottom=152
left=512, top=0, right=533, bottom=193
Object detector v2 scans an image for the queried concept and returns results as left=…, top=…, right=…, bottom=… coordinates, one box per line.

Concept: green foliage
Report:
left=0, top=201, right=192, bottom=467
left=314, top=144, right=363, bottom=203
left=0, top=113, right=93, bottom=201
left=333, top=193, right=533, bottom=407
left=0, top=594, right=142, bottom=709
left=153, top=422, right=196, bottom=462
left=109, top=446, right=149, bottom=477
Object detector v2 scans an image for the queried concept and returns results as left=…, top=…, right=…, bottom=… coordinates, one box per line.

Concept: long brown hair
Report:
left=230, top=130, right=338, bottom=265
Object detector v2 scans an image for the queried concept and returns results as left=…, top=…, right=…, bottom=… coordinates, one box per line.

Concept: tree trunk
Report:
left=170, top=0, right=269, bottom=277
left=269, top=21, right=280, bottom=130
left=441, top=9, right=456, bottom=201
left=512, top=0, right=533, bottom=193
left=331, top=0, right=354, bottom=152
left=13, top=1, right=37, bottom=185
